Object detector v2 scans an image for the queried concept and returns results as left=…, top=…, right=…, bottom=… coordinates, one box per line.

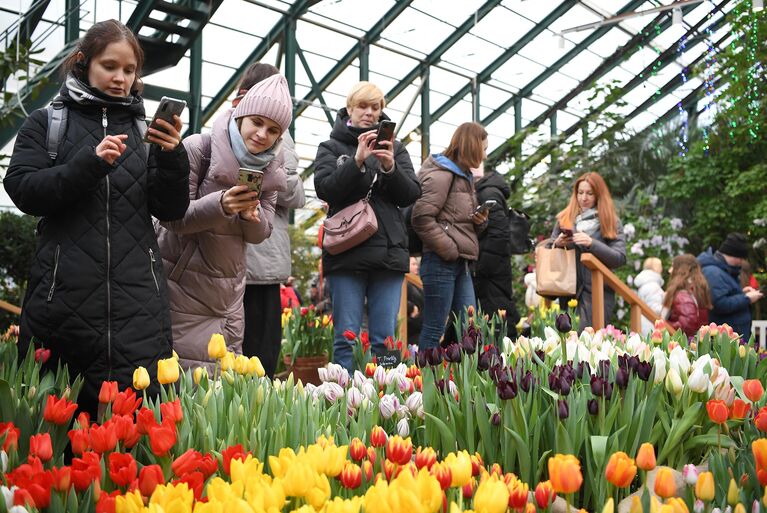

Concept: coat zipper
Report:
left=102, top=107, right=113, bottom=379
left=46, top=245, right=60, bottom=302
left=149, top=248, right=160, bottom=295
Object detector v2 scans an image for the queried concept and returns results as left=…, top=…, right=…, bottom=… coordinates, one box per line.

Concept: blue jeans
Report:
left=328, top=270, right=404, bottom=373
left=419, top=251, right=476, bottom=349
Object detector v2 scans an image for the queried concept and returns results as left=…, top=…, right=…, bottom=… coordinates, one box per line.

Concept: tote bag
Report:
left=535, top=240, right=576, bottom=297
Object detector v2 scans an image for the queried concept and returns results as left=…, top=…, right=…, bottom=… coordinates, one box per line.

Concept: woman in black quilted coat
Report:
left=4, top=20, right=189, bottom=416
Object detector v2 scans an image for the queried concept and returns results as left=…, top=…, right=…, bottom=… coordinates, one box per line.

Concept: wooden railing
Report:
left=0, top=300, right=21, bottom=316
left=581, top=253, right=673, bottom=334
left=398, top=273, right=422, bottom=342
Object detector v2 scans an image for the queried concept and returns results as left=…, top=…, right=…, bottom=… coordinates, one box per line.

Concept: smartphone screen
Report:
left=374, top=120, right=396, bottom=150
left=238, top=168, right=264, bottom=197
left=144, top=96, right=186, bottom=143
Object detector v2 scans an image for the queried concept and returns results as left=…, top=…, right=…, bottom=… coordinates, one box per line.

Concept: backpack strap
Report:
left=45, top=100, right=67, bottom=162
left=135, top=117, right=150, bottom=161
left=194, top=132, right=212, bottom=197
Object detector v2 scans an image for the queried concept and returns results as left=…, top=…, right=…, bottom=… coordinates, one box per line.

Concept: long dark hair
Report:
left=236, top=63, right=279, bottom=99
left=62, top=19, right=144, bottom=93
left=663, top=254, right=713, bottom=310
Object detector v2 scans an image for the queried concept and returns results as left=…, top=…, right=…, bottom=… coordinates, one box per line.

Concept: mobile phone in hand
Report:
left=144, top=96, right=186, bottom=144
left=238, top=168, right=264, bottom=197
left=561, top=228, right=574, bottom=237
left=474, top=199, right=497, bottom=214
left=374, top=120, right=396, bottom=150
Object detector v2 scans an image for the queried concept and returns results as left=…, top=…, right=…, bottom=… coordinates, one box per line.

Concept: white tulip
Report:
left=397, top=404, right=410, bottom=420
left=665, top=367, right=683, bottom=398
left=361, top=381, right=377, bottom=401
left=353, top=370, right=368, bottom=388
left=687, top=367, right=710, bottom=394
left=2, top=486, right=15, bottom=511
left=0, top=451, right=6, bottom=473
left=320, top=382, right=344, bottom=402
left=653, top=357, right=667, bottom=384
left=379, top=394, right=399, bottom=419
left=9, top=507, right=28, bottom=513
left=397, top=418, right=410, bottom=437
left=396, top=374, right=410, bottom=394
left=373, top=365, right=387, bottom=386
left=668, top=346, right=690, bottom=375
left=347, top=387, right=364, bottom=409
left=405, top=392, right=423, bottom=414
left=682, top=464, right=699, bottom=485
left=502, top=336, right=514, bottom=355
left=317, top=367, right=329, bottom=382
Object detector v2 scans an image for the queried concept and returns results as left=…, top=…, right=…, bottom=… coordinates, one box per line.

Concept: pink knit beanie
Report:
left=233, top=74, right=293, bottom=133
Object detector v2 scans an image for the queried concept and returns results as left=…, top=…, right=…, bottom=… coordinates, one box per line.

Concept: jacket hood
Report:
left=634, top=269, right=663, bottom=288
left=329, top=107, right=393, bottom=146
left=698, top=248, right=740, bottom=276
left=475, top=170, right=510, bottom=198
left=431, top=154, right=472, bottom=181
left=58, top=77, right=146, bottom=118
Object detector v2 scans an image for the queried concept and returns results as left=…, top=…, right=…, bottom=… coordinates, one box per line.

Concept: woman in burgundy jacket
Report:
left=662, top=254, right=712, bottom=337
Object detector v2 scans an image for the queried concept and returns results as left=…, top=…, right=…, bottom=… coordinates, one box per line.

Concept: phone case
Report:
left=238, top=169, right=264, bottom=196
left=144, top=97, right=187, bottom=142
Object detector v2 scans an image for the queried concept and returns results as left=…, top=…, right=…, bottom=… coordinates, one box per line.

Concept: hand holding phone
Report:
left=474, top=199, right=497, bottom=215
left=560, top=228, right=574, bottom=237
left=144, top=96, right=187, bottom=148
left=238, top=168, right=264, bottom=197
left=374, top=120, right=396, bottom=150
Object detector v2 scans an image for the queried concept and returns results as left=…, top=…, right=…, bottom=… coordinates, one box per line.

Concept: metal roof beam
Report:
left=293, top=0, right=415, bottom=119
left=197, top=0, right=315, bottom=129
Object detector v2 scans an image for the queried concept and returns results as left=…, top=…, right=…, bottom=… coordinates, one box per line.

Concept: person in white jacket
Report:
left=634, top=257, right=665, bottom=335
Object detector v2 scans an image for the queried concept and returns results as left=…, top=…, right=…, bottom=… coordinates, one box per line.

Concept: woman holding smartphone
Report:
left=551, top=171, right=626, bottom=331
left=314, top=81, right=420, bottom=374
left=4, top=20, right=189, bottom=416
left=156, top=74, right=290, bottom=371
left=411, top=122, right=489, bottom=350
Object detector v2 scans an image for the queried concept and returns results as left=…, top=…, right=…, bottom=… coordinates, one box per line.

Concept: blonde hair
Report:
left=346, top=82, right=385, bottom=111
left=643, top=257, right=662, bottom=274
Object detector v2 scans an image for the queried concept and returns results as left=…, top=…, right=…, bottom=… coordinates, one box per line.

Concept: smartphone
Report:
left=474, top=199, right=497, bottom=215
left=374, top=120, right=396, bottom=150
left=238, top=168, right=264, bottom=196
left=144, top=96, right=187, bottom=143
left=561, top=228, right=574, bottom=237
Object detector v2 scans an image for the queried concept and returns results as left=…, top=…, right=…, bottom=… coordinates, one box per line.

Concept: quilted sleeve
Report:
left=147, top=138, right=190, bottom=221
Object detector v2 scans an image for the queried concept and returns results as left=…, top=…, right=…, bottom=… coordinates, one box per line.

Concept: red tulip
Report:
left=221, top=443, right=249, bottom=475
left=534, top=480, right=556, bottom=508
left=76, top=412, right=90, bottom=430
left=108, top=452, right=137, bottom=487
left=34, top=347, right=51, bottom=364
left=111, top=414, right=134, bottom=442
left=68, top=428, right=90, bottom=455
left=706, top=399, right=729, bottom=424
left=135, top=408, right=159, bottom=435
left=343, top=329, right=357, bottom=341
left=339, top=462, right=362, bottom=489
left=98, top=381, right=118, bottom=404
left=173, top=471, right=204, bottom=500
left=71, top=452, right=102, bottom=492
left=415, top=446, right=437, bottom=470
left=148, top=420, right=177, bottom=457
left=95, top=490, right=120, bottom=513
left=349, top=437, right=366, bottom=462
left=160, top=398, right=183, bottom=424
left=198, top=453, right=218, bottom=479
left=756, top=407, right=767, bottom=432
left=138, top=464, right=165, bottom=497
left=89, top=421, right=118, bottom=454
left=29, top=433, right=53, bottom=462
left=172, top=449, right=203, bottom=477
left=730, top=398, right=750, bottom=420
left=385, top=435, right=413, bottom=465
left=0, top=422, right=20, bottom=452
left=744, top=379, right=765, bottom=403
left=370, top=425, right=387, bottom=448
left=112, top=388, right=142, bottom=416
left=43, top=395, right=78, bottom=425
left=430, top=462, right=452, bottom=490
left=50, top=466, right=72, bottom=493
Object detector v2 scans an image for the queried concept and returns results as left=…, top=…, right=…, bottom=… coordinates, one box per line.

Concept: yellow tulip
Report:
left=727, top=478, right=740, bottom=505
left=220, top=351, right=235, bottom=372
left=323, top=496, right=363, bottom=513
left=207, top=333, right=227, bottom=360
left=157, top=358, right=179, bottom=385
left=445, top=450, right=473, bottom=488
left=172, top=350, right=179, bottom=361
left=132, top=366, right=150, bottom=390
left=282, top=461, right=316, bottom=497
left=734, top=504, right=746, bottom=513
left=654, top=467, right=676, bottom=498
left=695, top=472, right=715, bottom=501
left=248, top=356, right=265, bottom=378
left=205, top=477, right=245, bottom=502
left=602, top=499, right=614, bottom=513
left=629, top=496, right=642, bottom=513
left=414, top=468, right=443, bottom=513
left=149, top=482, right=194, bottom=511
left=473, top=474, right=510, bottom=513
left=666, top=497, right=689, bottom=513
left=234, top=354, right=249, bottom=375
left=115, top=489, right=144, bottom=513
left=193, top=366, right=207, bottom=385
left=306, top=473, right=331, bottom=510
left=568, top=298, right=578, bottom=308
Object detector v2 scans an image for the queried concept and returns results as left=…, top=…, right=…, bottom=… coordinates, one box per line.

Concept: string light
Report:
left=676, top=34, right=689, bottom=156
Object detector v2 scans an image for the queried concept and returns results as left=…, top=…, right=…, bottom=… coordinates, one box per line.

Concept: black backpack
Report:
left=403, top=204, right=422, bottom=255
left=508, top=207, right=533, bottom=254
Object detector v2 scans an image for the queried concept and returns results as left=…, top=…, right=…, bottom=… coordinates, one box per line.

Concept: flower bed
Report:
left=1, top=315, right=766, bottom=512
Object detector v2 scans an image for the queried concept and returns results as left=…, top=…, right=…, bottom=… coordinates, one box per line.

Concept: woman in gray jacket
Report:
left=551, top=171, right=626, bottom=331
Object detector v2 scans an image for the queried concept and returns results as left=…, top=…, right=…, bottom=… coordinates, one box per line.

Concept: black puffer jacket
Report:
left=314, top=109, right=420, bottom=274
left=473, top=171, right=519, bottom=336
left=4, top=82, right=190, bottom=415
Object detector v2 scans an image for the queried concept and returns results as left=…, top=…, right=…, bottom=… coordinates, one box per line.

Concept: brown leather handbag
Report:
left=322, top=178, right=378, bottom=255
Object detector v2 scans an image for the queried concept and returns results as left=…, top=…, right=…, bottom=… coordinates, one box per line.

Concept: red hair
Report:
left=556, top=172, right=618, bottom=239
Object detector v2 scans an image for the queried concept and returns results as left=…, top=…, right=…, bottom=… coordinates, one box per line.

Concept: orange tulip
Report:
left=654, top=467, right=676, bottom=498
left=415, top=446, right=437, bottom=470
left=430, top=461, right=452, bottom=490
left=339, top=462, right=362, bottom=489
left=752, top=439, right=767, bottom=471
left=636, top=443, right=656, bottom=471
left=548, top=454, right=583, bottom=494
left=744, top=379, right=764, bottom=402
left=534, top=480, right=556, bottom=508
left=370, top=425, right=387, bottom=448
left=706, top=399, right=729, bottom=424
left=385, top=435, right=412, bottom=465
left=756, top=407, right=767, bottom=432
left=98, top=381, right=118, bottom=404
left=730, top=398, right=750, bottom=420
left=349, top=437, right=366, bottom=462
left=605, top=451, right=637, bottom=488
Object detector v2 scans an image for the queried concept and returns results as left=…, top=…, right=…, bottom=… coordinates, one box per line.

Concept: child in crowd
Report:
left=635, top=257, right=665, bottom=335
left=5, top=19, right=190, bottom=416
left=156, top=74, right=290, bottom=371
left=662, top=254, right=712, bottom=338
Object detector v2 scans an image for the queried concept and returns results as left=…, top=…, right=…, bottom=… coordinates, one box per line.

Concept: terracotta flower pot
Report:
left=283, top=354, right=329, bottom=386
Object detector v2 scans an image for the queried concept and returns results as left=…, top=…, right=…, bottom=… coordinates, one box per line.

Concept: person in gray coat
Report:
left=237, top=64, right=306, bottom=378
left=551, top=172, right=626, bottom=331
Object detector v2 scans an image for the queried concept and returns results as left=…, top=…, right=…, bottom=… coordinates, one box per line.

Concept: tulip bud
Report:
left=255, top=384, right=264, bottom=405
left=728, top=479, right=740, bottom=506
left=193, top=367, right=207, bottom=385
left=665, top=368, right=683, bottom=398
left=739, top=345, right=747, bottom=358
left=207, top=333, right=227, bottom=360
left=682, top=464, right=699, bottom=485
left=222, top=370, right=235, bottom=385
left=555, top=313, right=572, bottom=333
left=133, top=367, right=150, bottom=391
left=202, top=388, right=212, bottom=407
left=696, top=471, right=715, bottom=501
left=396, top=418, right=410, bottom=438
left=603, top=498, right=615, bottom=513
left=491, top=412, right=501, bottom=426
left=694, top=500, right=705, bottom=513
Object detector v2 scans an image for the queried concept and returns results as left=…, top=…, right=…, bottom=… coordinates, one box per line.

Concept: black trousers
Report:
left=242, top=284, right=282, bottom=378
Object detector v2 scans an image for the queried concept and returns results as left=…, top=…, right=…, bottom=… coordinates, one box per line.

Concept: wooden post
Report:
left=591, top=270, right=604, bottom=330
left=398, top=279, right=408, bottom=342
left=0, top=300, right=20, bottom=316
left=630, top=304, right=642, bottom=334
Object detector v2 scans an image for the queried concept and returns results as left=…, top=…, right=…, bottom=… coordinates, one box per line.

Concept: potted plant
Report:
left=281, top=305, right=333, bottom=384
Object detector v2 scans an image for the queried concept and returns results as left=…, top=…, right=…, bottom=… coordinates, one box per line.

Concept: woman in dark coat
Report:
left=473, top=167, right=520, bottom=339
left=314, top=81, right=420, bottom=373
left=4, top=20, right=189, bottom=416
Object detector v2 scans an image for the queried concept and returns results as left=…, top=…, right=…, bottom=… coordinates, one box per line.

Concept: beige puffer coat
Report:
left=412, top=155, right=482, bottom=262
left=156, top=109, right=287, bottom=371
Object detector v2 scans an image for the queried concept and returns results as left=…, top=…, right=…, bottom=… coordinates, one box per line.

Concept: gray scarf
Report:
left=228, top=116, right=277, bottom=171
left=64, top=74, right=134, bottom=108
left=575, top=207, right=600, bottom=237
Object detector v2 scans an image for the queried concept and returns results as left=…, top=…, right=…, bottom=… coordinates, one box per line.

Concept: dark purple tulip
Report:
left=604, top=381, right=614, bottom=400
left=497, top=379, right=517, bottom=400
left=636, top=361, right=652, bottom=381
left=520, top=371, right=534, bottom=393
left=558, top=375, right=571, bottom=396
left=588, top=399, right=599, bottom=415
left=548, top=372, right=560, bottom=392
left=534, top=350, right=546, bottom=363
left=444, top=343, right=462, bottom=363
left=627, top=355, right=640, bottom=373
left=555, top=313, right=572, bottom=333
left=489, top=364, right=505, bottom=384
left=617, top=354, right=628, bottom=370
left=616, top=367, right=629, bottom=389
left=426, top=347, right=443, bottom=367
left=461, top=325, right=479, bottom=354
left=478, top=350, right=499, bottom=371
left=577, top=361, right=590, bottom=379
left=598, top=360, right=610, bottom=378
left=590, top=375, right=604, bottom=397
left=436, top=379, right=446, bottom=394
left=557, top=399, right=569, bottom=419
left=491, top=412, right=501, bottom=426
left=416, top=350, right=429, bottom=368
